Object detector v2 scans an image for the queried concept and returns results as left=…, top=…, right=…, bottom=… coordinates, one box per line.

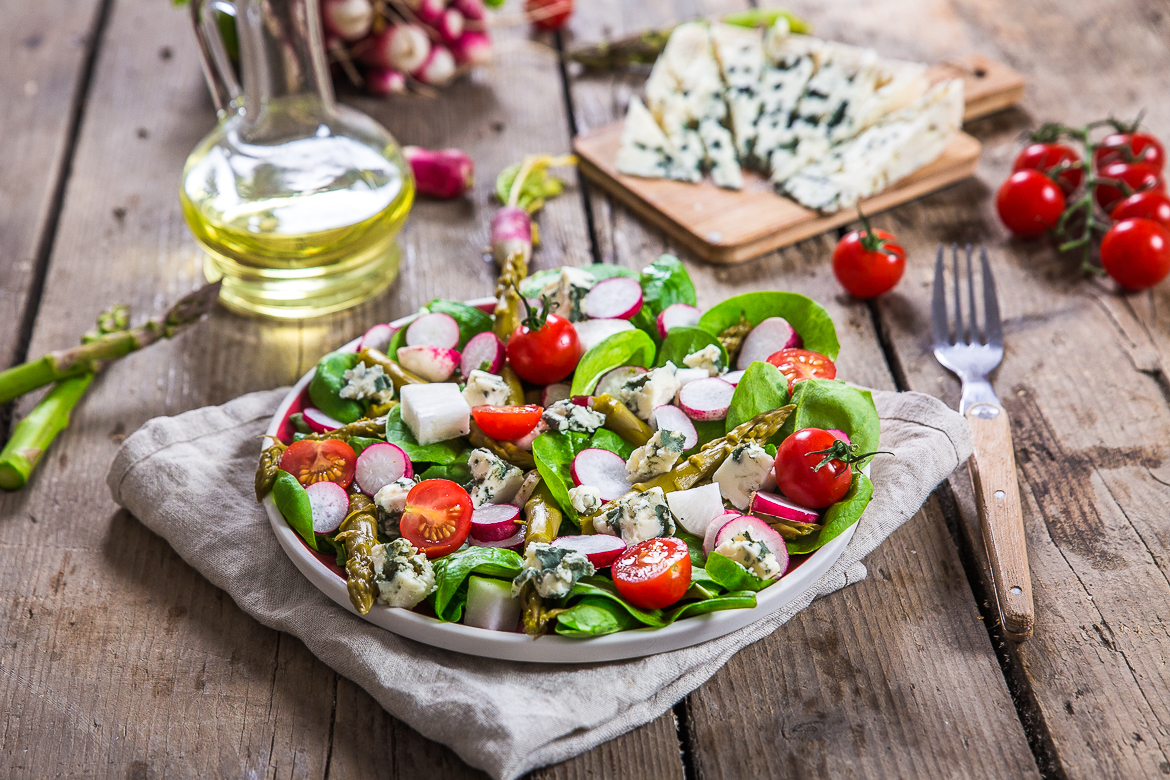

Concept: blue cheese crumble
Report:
left=373, top=476, right=418, bottom=538
left=537, top=267, right=594, bottom=323
left=592, top=486, right=676, bottom=545
left=542, top=399, right=606, bottom=435
left=339, top=362, right=394, bottom=404
left=618, top=363, right=681, bottom=421
left=467, top=448, right=525, bottom=507
left=714, top=530, right=784, bottom=580
left=626, top=429, right=687, bottom=482
left=462, top=369, right=512, bottom=408
left=512, top=543, right=595, bottom=599
left=683, top=344, right=725, bottom=376
left=568, top=484, right=603, bottom=517
left=371, top=538, right=436, bottom=608
left=712, top=442, right=775, bottom=510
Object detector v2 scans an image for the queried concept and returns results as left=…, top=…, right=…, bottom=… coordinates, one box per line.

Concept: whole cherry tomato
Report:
left=1111, top=191, right=1170, bottom=230
left=996, top=169, right=1066, bottom=238
left=506, top=302, right=580, bottom=385
left=1012, top=142, right=1084, bottom=194
left=471, top=404, right=544, bottom=441
left=611, top=537, right=692, bottom=609
left=1094, top=161, right=1164, bottom=213
left=279, top=439, right=356, bottom=488
left=766, top=348, right=837, bottom=391
left=832, top=220, right=906, bottom=298
left=1094, top=132, right=1166, bottom=172
left=524, top=0, right=573, bottom=30
left=400, top=479, right=473, bottom=558
left=1099, top=218, right=1170, bottom=291
left=774, top=428, right=855, bottom=509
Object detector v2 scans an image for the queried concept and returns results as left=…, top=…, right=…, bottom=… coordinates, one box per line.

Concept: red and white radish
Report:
left=403, top=146, right=474, bottom=200
left=751, top=491, right=820, bottom=525
left=736, top=317, right=802, bottom=370
left=355, top=442, right=412, bottom=496
left=469, top=529, right=525, bottom=551
left=396, top=345, right=460, bottom=382
left=362, top=23, right=431, bottom=73
left=582, top=277, right=643, bottom=320
left=412, top=0, right=445, bottom=26
left=574, top=319, right=635, bottom=357
left=674, top=367, right=709, bottom=389
left=365, top=66, right=407, bottom=96
left=413, top=44, right=457, bottom=87
left=665, top=482, right=725, bottom=536
left=656, top=303, right=702, bottom=338
left=713, top=515, right=789, bottom=576
left=436, top=8, right=464, bottom=43
left=703, top=512, right=743, bottom=555
left=570, top=395, right=591, bottom=406
left=677, top=377, right=736, bottom=421
left=595, top=365, right=645, bottom=398
left=551, top=534, right=627, bottom=569
left=405, top=312, right=460, bottom=349
left=358, top=323, right=395, bottom=353
left=542, top=382, right=571, bottom=406
left=464, top=575, right=521, bottom=631
left=461, top=331, right=504, bottom=376
left=721, top=369, right=745, bottom=386
left=648, top=404, right=698, bottom=449
left=470, top=503, right=522, bottom=542
left=490, top=206, right=532, bottom=267
left=571, top=448, right=630, bottom=500
left=303, top=407, right=344, bottom=433
left=322, top=0, right=374, bottom=42
left=306, top=481, right=350, bottom=534
left=451, top=30, right=492, bottom=67
left=452, top=0, right=485, bottom=21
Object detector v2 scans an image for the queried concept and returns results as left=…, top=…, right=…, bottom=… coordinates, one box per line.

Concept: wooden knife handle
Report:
left=966, top=402, right=1034, bottom=640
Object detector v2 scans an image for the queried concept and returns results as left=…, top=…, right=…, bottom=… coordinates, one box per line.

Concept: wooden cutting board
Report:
left=573, top=55, right=1025, bottom=265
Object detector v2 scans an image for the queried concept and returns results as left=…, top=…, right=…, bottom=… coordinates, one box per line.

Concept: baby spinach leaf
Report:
left=531, top=431, right=592, bottom=524
left=640, top=254, right=696, bottom=317
left=787, top=472, right=873, bottom=555
left=781, top=379, right=880, bottom=461
left=664, top=591, right=758, bottom=622
left=308, top=351, right=363, bottom=424
left=675, top=528, right=708, bottom=568
left=419, top=449, right=472, bottom=483
left=589, top=427, right=635, bottom=460
left=570, top=329, right=656, bottom=396
left=586, top=264, right=638, bottom=282
left=271, top=470, right=317, bottom=551
left=655, top=326, right=727, bottom=369
left=348, top=436, right=383, bottom=456
left=692, top=419, right=726, bottom=450
left=425, top=299, right=493, bottom=349
left=725, top=361, right=791, bottom=434
left=554, top=597, right=641, bottom=637
left=385, top=405, right=465, bottom=465
left=697, top=291, right=840, bottom=360
left=705, top=552, right=771, bottom=592
left=431, top=546, right=524, bottom=622
left=569, top=576, right=666, bottom=627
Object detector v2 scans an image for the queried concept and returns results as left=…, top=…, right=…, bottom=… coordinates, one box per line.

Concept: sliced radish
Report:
left=461, top=331, right=504, bottom=376
left=656, top=303, right=702, bottom=338
left=355, top=442, right=411, bottom=496
left=358, top=323, right=395, bottom=353
left=722, top=369, right=746, bottom=386
left=703, top=512, right=743, bottom=555
left=571, top=395, right=593, bottom=406
left=714, top=515, right=789, bottom=574
left=397, top=345, right=460, bottom=382
left=542, top=383, right=571, bottom=406
left=405, top=312, right=460, bottom=349
left=306, top=481, right=350, bottom=534
left=828, top=429, right=851, bottom=445
left=596, top=366, right=646, bottom=398
left=736, top=317, right=802, bottom=370
left=574, top=319, right=635, bottom=356
left=666, top=483, right=725, bottom=536
left=677, top=378, right=736, bottom=421
left=674, top=367, right=709, bottom=389
left=469, top=529, right=525, bottom=551
left=571, top=448, right=631, bottom=500
left=752, top=491, right=820, bottom=524
left=303, top=407, right=344, bottom=433
left=551, top=534, right=627, bottom=568
left=470, top=503, right=522, bottom=543
left=582, top=277, right=643, bottom=320
left=464, top=575, right=521, bottom=632
left=649, top=405, right=698, bottom=450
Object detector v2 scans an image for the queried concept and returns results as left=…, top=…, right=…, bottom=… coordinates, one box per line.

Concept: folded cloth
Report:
left=107, top=388, right=972, bottom=780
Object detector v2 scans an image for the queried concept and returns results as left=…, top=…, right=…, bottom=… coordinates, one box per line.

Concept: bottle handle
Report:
left=190, top=0, right=242, bottom=117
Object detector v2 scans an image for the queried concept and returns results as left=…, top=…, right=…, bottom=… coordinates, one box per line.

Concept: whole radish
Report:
left=404, top=146, right=474, bottom=199
left=413, top=0, right=445, bottom=27
left=322, top=0, right=374, bottom=42
left=363, top=24, right=431, bottom=73
left=452, top=0, right=486, bottom=22
left=451, top=31, right=492, bottom=67
left=413, top=45, right=457, bottom=87
left=365, top=66, right=407, bottom=96
left=492, top=207, right=532, bottom=268
left=436, top=8, right=465, bottom=45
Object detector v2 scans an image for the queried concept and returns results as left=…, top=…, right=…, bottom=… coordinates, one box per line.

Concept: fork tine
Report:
left=952, top=244, right=963, bottom=343
left=981, top=246, right=1003, bottom=348
left=967, top=244, right=978, bottom=344
left=931, top=245, right=949, bottom=348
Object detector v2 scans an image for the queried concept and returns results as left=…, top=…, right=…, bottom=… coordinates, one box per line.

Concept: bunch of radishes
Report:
left=321, top=0, right=494, bottom=94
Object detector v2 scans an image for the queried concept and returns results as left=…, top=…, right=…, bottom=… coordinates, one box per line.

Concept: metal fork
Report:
left=932, top=245, right=1034, bottom=640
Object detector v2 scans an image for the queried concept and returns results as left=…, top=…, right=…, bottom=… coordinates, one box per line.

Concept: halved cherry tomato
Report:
left=400, top=479, right=473, bottom=558
left=472, top=404, right=544, bottom=441
left=1110, top=191, right=1170, bottom=230
left=1094, top=161, right=1164, bottom=213
left=832, top=225, right=906, bottom=298
left=1094, top=132, right=1165, bottom=172
left=996, top=169, right=1065, bottom=237
left=1100, top=218, right=1170, bottom=291
left=611, top=537, right=691, bottom=609
left=1012, top=142, right=1084, bottom=194
left=507, top=311, right=580, bottom=385
left=774, top=428, right=853, bottom=509
left=766, top=348, right=837, bottom=391
left=279, top=439, right=356, bottom=488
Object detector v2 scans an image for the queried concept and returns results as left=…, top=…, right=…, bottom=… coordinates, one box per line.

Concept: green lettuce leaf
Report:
left=705, top=552, right=771, bottom=592
left=697, top=291, right=840, bottom=359
left=531, top=431, right=592, bottom=524
left=781, top=379, right=880, bottom=462
left=655, top=326, right=728, bottom=369
left=570, top=329, right=656, bottom=396
left=554, top=597, right=642, bottom=637
left=431, top=546, right=525, bottom=622
left=385, top=405, right=465, bottom=465
left=589, top=427, right=635, bottom=460
left=424, top=299, right=493, bottom=350
left=640, top=254, right=696, bottom=317
left=787, top=472, right=874, bottom=554
left=725, top=361, right=791, bottom=434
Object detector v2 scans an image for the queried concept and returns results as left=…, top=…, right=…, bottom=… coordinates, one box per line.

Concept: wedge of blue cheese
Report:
left=615, top=97, right=701, bottom=183
left=512, top=543, right=595, bottom=599
left=371, top=538, right=436, bottom=608
left=592, top=486, right=677, bottom=546
left=754, top=30, right=823, bottom=172
left=711, top=23, right=765, bottom=159
left=626, top=429, right=687, bottom=481
left=467, top=448, right=525, bottom=507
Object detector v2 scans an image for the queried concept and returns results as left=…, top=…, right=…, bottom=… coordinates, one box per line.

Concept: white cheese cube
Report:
left=399, top=383, right=471, bottom=445
left=666, top=482, right=727, bottom=536
left=712, top=442, right=776, bottom=510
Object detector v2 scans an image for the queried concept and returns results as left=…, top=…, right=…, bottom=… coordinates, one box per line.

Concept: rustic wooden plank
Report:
left=0, top=0, right=107, bottom=372
left=565, top=0, right=1041, bottom=777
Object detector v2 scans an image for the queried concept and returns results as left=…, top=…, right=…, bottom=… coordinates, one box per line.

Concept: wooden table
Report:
left=2, top=0, right=1169, bottom=776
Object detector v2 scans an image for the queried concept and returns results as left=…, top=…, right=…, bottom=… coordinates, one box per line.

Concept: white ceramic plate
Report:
left=263, top=297, right=859, bottom=663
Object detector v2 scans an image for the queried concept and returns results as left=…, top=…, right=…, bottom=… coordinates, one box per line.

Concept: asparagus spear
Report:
left=718, top=313, right=753, bottom=366
left=335, top=494, right=379, bottom=615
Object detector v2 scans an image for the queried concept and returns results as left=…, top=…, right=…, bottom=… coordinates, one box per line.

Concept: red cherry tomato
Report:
left=996, top=169, right=1066, bottom=238
left=1012, top=142, right=1084, bottom=194
left=524, top=0, right=573, bottom=30
left=1111, top=191, right=1170, bottom=230
left=611, top=537, right=692, bottom=609
left=1094, top=132, right=1165, bottom=172
left=507, top=312, right=580, bottom=385
left=400, top=479, right=473, bottom=558
left=1099, top=218, right=1170, bottom=291
left=832, top=227, right=906, bottom=298
left=774, top=428, right=854, bottom=509
left=766, top=348, right=837, bottom=391
left=471, top=404, right=544, bottom=441
left=279, top=439, right=356, bottom=489
left=1094, top=161, right=1164, bottom=213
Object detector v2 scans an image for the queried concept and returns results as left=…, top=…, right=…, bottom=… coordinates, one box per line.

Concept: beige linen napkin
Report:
left=107, top=388, right=972, bottom=780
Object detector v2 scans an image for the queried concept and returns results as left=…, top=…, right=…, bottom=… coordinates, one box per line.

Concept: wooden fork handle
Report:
left=966, top=402, right=1034, bottom=640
